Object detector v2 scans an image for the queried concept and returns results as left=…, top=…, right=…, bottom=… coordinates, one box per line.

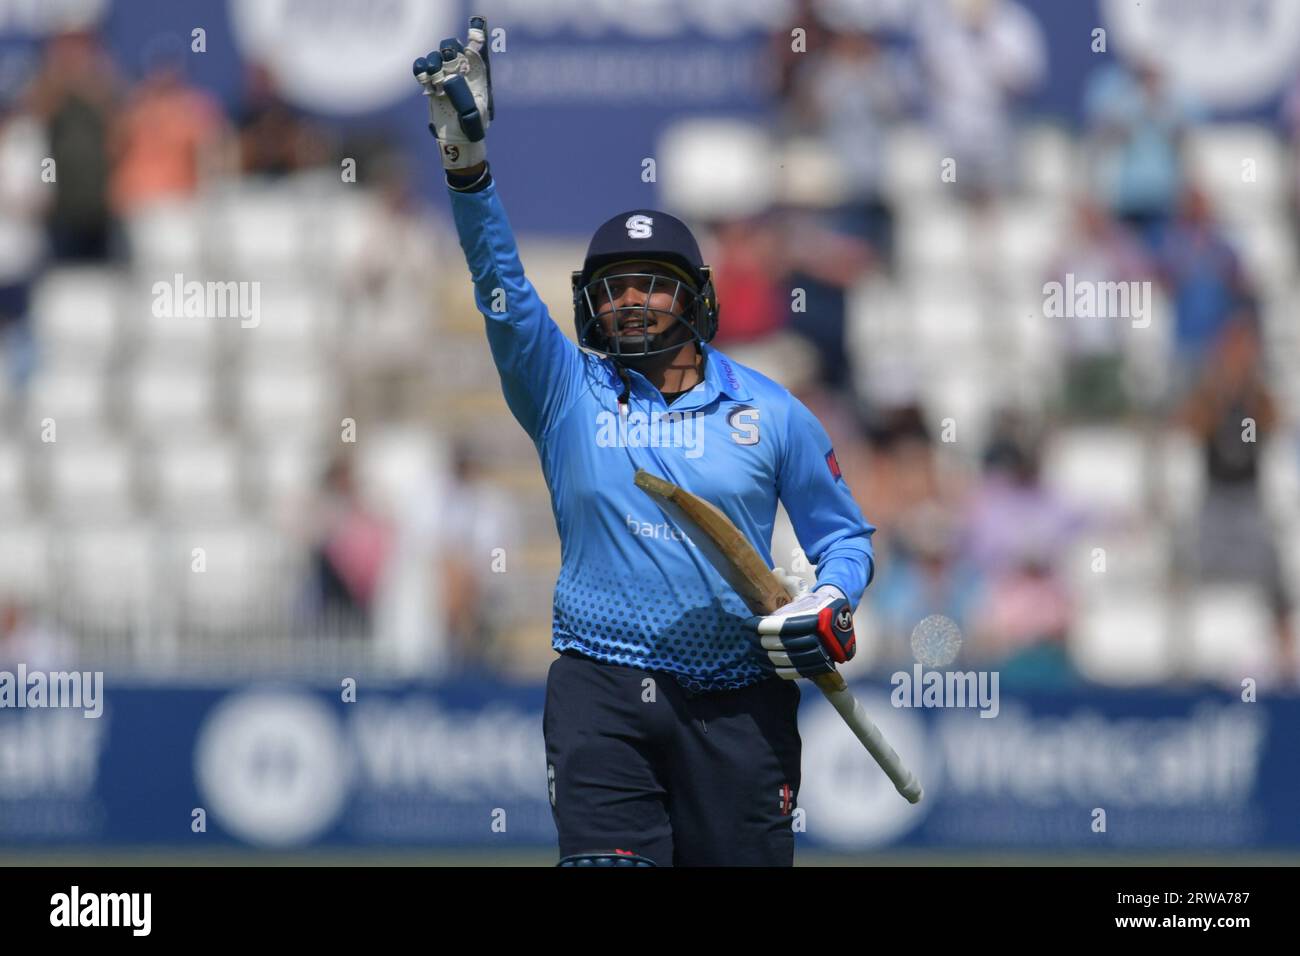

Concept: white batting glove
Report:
left=413, top=16, right=494, bottom=171
left=745, top=582, right=856, bottom=680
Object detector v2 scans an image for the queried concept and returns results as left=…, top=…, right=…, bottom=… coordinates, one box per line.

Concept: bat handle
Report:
left=812, top=673, right=924, bottom=804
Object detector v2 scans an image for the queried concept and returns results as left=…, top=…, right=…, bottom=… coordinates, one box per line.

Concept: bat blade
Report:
left=633, top=470, right=789, bottom=616
left=634, top=468, right=924, bottom=804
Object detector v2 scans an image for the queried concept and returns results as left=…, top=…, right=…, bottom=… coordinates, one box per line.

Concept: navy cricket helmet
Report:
left=572, top=209, right=719, bottom=360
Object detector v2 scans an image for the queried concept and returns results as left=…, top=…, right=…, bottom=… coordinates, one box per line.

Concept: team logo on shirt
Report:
left=728, top=406, right=760, bottom=445
left=778, top=783, right=794, bottom=815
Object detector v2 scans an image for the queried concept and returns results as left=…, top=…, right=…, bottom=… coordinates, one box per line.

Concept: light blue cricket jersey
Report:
left=449, top=178, right=876, bottom=691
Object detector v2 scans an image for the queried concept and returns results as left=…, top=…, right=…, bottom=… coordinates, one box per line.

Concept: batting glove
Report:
left=746, top=580, right=857, bottom=680
left=413, top=15, right=494, bottom=171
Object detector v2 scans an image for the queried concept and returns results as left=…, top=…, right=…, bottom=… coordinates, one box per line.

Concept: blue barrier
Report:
left=1, top=677, right=1296, bottom=851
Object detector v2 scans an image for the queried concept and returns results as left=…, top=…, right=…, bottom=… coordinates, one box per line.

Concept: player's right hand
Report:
left=413, top=15, right=494, bottom=171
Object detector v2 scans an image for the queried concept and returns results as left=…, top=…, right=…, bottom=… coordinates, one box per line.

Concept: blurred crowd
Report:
left=699, top=0, right=1300, bottom=689
left=2, top=1, right=1298, bottom=689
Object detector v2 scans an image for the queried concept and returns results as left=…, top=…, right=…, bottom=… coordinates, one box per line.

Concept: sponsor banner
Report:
left=0, top=678, right=1296, bottom=851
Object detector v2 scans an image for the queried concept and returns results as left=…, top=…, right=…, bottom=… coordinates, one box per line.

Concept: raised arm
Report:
left=414, top=19, right=584, bottom=441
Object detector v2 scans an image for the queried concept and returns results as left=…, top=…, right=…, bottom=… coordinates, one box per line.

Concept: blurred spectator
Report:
left=1175, top=310, right=1295, bottom=685
left=0, top=103, right=48, bottom=393
left=1284, top=67, right=1300, bottom=229
left=27, top=30, right=119, bottom=261
left=708, top=214, right=787, bottom=346
left=916, top=0, right=1046, bottom=199
left=0, top=599, right=74, bottom=670
left=1084, top=57, right=1199, bottom=248
left=409, top=442, right=517, bottom=673
left=957, top=411, right=1086, bottom=686
left=960, top=412, right=1086, bottom=573
left=108, top=49, right=228, bottom=217
left=1048, top=199, right=1154, bottom=421
left=871, top=501, right=985, bottom=669
left=236, top=61, right=329, bottom=177
left=1156, top=186, right=1251, bottom=396
left=785, top=25, right=916, bottom=264
left=303, top=456, right=395, bottom=637
left=777, top=204, right=876, bottom=396
left=770, top=0, right=835, bottom=104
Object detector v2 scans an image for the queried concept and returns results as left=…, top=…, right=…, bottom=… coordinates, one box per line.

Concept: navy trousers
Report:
left=543, top=649, right=802, bottom=866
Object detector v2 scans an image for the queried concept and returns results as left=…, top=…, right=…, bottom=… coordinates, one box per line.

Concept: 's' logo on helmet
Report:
left=626, top=215, right=654, bottom=239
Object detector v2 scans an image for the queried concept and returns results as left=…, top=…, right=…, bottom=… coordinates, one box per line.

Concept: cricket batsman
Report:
left=415, top=18, right=876, bottom=867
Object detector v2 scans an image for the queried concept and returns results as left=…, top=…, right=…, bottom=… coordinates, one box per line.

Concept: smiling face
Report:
left=591, top=260, right=692, bottom=349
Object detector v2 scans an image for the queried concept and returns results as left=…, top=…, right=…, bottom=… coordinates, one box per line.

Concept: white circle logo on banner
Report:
left=229, top=0, right=456, bottom=114
left=1102, top=0, right=1300, bottom=108
left=195, top=689, right=350, bottom=846
left=798, top=689, right=933, bottom=848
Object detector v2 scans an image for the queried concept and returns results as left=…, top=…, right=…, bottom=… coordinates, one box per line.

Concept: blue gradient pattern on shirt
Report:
left=448, top=179, right=875, bottom=691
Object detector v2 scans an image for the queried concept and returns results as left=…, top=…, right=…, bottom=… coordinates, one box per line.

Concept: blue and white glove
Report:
left=746, top=570, right=857, bottom=680
left=413, top=16, right=494, bottom=171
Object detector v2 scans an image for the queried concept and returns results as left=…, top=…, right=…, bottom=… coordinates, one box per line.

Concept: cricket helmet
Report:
left=572, top=209, right=719, bottom=360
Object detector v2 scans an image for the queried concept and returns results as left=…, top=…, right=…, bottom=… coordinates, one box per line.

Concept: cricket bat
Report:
left=634, top=469, right=924, bottom=804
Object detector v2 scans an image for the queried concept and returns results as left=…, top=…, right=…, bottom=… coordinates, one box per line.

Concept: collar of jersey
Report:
left=604, top=342, right=751, bottom=408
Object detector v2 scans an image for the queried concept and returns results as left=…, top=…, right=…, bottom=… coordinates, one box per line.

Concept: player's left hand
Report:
left=745, top=584, right=857, bottom=680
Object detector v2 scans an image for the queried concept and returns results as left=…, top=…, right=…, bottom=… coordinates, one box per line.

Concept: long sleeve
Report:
left=777, top=397, right=876, bottom=606
left=446, top=171, right=585, bottom=441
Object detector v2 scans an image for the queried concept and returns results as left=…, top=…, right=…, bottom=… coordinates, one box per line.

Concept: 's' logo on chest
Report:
left=728, top=406, right=760, bottom=445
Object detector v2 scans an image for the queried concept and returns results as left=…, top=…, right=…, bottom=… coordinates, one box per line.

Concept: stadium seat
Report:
left=236, top=360, right=333, bottom=438
left=1072, top=589, right=1172, bottom=685
left=30, top=267, right=122, bottom=363
left=1042, top=425, right=1147, bottom=517
left=1223, top=214, right=1298, bottom=295
left=234, top=281, right=339, bottom=359
left=211, top=183, right=311, bottom=275
left=1186, top=584, right=1275, bottom=682
left=1185, top=125, right=1287, bottom=216
left=125, top=359, right=217, bottom=437
left=987, top=199, right=1067, bottom=285
left=0, top=522, right=53, bottom=601
left=131, top=273, right=221, bottom=358
left=246, top=438, right=328, bottom=512
left=1259, top=432, right=1300, bottom=526
left=0, top=441, right=26, bottom=518
left=656, top=118, right=777, bottom=220
left=910, top=280, right=984, bottom=352
left=123, top=197, right=205, bottom=272
left=1019, top=124, right=1078, bottom=197
left=45, top=438, right=135, bottom=520
left=164, top=522, right=293, bottom=633
left=355, top=426, right=445, bottom=515
left=1154, top=428, right=1207, bottom=526
left=882, top=123, right=944, bottom=200
left=145, top=436, right=243, bottom=519
left=308, top=188, right=389, bottom=275
left=896, top=199, right=974, bottom=278
left=58, top=522, right=157, bottom=625
left=24, top=363, right=107, bottom=431
left=1064, top=522, right=1170, bottom=597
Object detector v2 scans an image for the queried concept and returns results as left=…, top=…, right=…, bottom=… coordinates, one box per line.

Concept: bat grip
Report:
left=813, top=674, right=924, bottom=804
